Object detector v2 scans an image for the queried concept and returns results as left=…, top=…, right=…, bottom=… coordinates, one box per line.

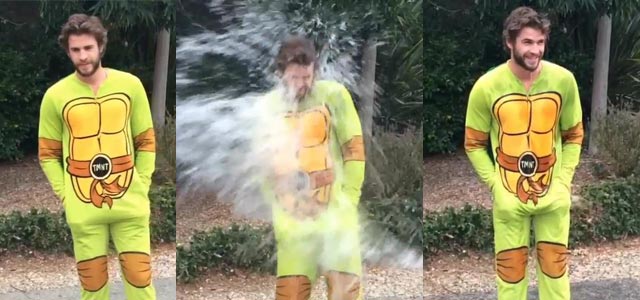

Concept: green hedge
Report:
left=424, top=177, right=640, bottom=257
left=0, top=209, right=73, bottom=255
left=177, top=225, right=275, bottom=283
left=0, top=184, right=176, bottom=255
left=150, top=184, right=176, bottom=243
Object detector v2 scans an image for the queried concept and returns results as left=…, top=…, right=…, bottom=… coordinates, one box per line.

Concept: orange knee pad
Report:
left=119, top=251, right=152, bottom=288
left=77, top=255, right=109, bottom=292
left=495, top=246, right=528, bottom=284
left=326, top=270, right=361, bottom=300
left=536, top=241, right=570, bottom=278
left=275, top=275, right=312, bottom=300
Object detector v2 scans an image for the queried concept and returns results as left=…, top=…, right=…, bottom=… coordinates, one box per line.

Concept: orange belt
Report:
left=496, top=148, right=556, bottom=205
left=308, top=169, right=334, bottom=189
left=66, top=155, right=134, bottom=208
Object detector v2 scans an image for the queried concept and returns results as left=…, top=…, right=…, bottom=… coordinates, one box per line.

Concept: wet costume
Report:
left=262, top=80, right=366, bottom=300
left=38, top=68, right=156, bottom=300
left=464, top=60, right=583, bottom=300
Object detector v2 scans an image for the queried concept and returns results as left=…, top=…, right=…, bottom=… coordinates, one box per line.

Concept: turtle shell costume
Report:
left=464, top=60, right=583, bottom=300
left=38, top=68, right=156, bottom=300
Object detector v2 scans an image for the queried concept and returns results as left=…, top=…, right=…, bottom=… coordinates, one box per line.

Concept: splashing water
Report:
left=177, top=1, right=422, bottom=272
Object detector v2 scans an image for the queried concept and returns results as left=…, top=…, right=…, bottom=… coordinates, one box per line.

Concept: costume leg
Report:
left=533, top=184, right=571, bottom=300
left=493, top=189, right=531, bottom=300
left=110, top=216, right=156, bottom=300
left=320, top=205, right=363, bottom=300
left=68, top=222, right=110, bottom=300
left=272, top=210, right=319, bottom=300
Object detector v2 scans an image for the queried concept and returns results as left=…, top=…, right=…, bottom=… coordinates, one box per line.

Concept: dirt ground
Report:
left=0, top=155, right=60, bottom=214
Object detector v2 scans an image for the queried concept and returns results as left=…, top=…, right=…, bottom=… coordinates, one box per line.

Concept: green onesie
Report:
left=464, top=60, right=583, bottom=300
left=38, top=68, right=156, bottom=300
left=262, top=80, right=366, bottom=300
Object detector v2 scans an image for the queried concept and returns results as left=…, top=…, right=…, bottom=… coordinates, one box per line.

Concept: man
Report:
left=262, top=35, right=366, bottom=300
left=464, top=6, right=583, bottom=300
left=38, top=14, right=156, bottom=300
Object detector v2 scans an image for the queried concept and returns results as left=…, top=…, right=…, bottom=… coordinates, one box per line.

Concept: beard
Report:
left=294, top=86, right=310, bottom=100
left=283, top=83, right=312, bottom=103
left=75, top=59, right=101, bottom=77
left=513, top=48, right=543, bottom=72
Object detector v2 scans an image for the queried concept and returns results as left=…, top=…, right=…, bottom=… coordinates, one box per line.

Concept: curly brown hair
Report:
left=275, top=35, right=318, bottom=73
left=58, top=14, right=108, bottom=55
left=502, top=6, right=550, bottom=52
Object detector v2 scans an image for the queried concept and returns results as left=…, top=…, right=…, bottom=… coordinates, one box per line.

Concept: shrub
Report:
left=0, top=209, right=73, bottom=255
left=0, top=49, right=48, bottom=160
left=423, top=205, right=493, bottom=257
left=150, top=184, right=177, bottom=243
left=176, top=225, right=275, bottom=283
left=154, top=113, right=176, bottom=185
left=571, top=177, right=640, bottom=245
left=361, top=126, right=422, bottom=248
left=590, top=107, right=640, bottom=178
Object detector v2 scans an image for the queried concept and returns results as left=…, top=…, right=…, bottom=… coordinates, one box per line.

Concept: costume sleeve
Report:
left=38, top=90, right=65, bottom=201
left=334, top=84, right=365, bottom=206
left=130, top=77, right=156, bottom=188
left=464, top=80, right=496, bottom=189
left=556, top=73, right=584, bottom=189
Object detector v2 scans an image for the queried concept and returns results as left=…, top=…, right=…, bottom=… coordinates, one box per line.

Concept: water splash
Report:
left=176, top=0, right=421, bottom=271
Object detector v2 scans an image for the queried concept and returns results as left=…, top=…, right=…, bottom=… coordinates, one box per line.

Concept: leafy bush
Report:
left=361, top=126, right=422, bottom=248
left=423, top=205, right=493, bottom=257
left=362, top=126, right=422, bottom=200
left=0, top=209, right=73, bottom=255
left=590, top=107, right=640, bottom=178
left=154, top=114, right=176, bottom=185
left=177, top=225, right=275, bottom=283
left=0, top=49, right=48, bottom=160
left=571, top=177, right=640, bottom=245
left=150, top=184, right=176, bottom=243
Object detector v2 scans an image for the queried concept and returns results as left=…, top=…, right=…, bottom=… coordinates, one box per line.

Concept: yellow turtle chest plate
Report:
left=63, top=93, right=134, bottom=209
left=275, top=104, right=334, bottom=219
left=492, top=92, right=561, bottom=205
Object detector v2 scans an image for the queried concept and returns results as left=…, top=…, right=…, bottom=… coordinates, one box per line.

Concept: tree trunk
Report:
left=151, top=28, right=171, bottom=128
left=359, top=38, right=377, bottom=150
left=588, top=14, right=611, bottom=155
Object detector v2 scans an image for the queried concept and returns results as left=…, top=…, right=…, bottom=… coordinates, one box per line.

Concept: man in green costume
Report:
left=261, top=35, right=366, bottom=300
left=464, top=6, right=583, bottom=300
left=38, top=14, right=157, bottom=300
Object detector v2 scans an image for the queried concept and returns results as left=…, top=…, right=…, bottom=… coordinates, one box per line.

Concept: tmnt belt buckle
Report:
left=90, top=154, right=112, bottom=180
left=517, top=151, right=538, bottom=178
left=294, top=170, right=311, bottom=191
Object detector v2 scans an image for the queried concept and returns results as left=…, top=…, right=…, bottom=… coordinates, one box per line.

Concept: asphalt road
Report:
left=428, top=278, right=640, bottom=300
left=0, top=277, right=176, bottom=300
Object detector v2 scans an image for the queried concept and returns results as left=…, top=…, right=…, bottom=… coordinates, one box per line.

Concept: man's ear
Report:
left=506, top=39, right=514, bottom=52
